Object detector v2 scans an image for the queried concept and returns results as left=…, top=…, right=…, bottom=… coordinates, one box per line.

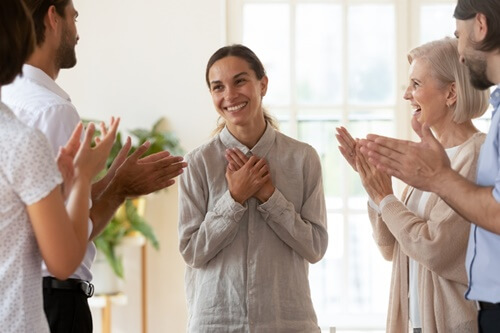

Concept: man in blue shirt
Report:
left=358, top=0, right=500, bottom=331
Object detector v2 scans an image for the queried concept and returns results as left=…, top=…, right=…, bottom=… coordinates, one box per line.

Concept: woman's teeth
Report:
left=226, top=102, right=247, bottom=112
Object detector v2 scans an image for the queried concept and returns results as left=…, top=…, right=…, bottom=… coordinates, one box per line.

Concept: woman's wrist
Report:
left=256, top=184, right=275, bottom=203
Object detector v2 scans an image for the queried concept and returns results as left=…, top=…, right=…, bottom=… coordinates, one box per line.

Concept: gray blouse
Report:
left=178, top=124, right=328, bottom=332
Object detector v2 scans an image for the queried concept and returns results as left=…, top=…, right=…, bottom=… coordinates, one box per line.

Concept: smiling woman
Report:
left=178, top=44, right=328, bottom=332
left=337, top=37, right=489, bottom=333
left=205, top=45, right=279, bottom=140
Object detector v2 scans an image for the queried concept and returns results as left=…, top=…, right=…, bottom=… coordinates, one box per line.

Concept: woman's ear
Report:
left=446, top=82, right=457, bottom=108
left=260, top=75, right=269, bottom=97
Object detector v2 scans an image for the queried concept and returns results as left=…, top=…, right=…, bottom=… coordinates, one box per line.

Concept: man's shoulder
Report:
left=3, top=77, right=78, bottom=125
left=4, top=76, right=73, bottom=109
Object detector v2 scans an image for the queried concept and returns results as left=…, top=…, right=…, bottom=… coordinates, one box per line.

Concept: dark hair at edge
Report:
left=454, top=0, right=500, bottom=52
left=0, top=0, right=35, bottom=85
left=206, top=44, right=279, bottom=135
left=24, top=0, right=70, bottom=46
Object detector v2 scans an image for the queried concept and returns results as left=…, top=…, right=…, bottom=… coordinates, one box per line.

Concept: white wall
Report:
left=57, top=0, right=227, bottom=332
left=58, top=0, right=224, bottom=152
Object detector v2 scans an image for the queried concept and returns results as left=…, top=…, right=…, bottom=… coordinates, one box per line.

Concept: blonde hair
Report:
left=408, top=37, right=489, bottom=123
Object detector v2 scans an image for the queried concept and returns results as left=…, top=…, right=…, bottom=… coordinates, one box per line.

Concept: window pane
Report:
left=243, top=4, right=290, bottom=105
left=298, top=119, right=342, bottom=199
left=346, top=112, right=393, bottom=207
left=420, top=4, right=456, bottom=43
left=348, top=5, right=395, bottom=105
left=346, top=213, right=391, bottom=319
left=296, top=4, right=342, bottom=106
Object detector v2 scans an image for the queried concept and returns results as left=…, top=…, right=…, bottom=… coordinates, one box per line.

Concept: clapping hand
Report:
left=73, top=117, right=120, bottom=182
left=107, top=140, right=187, bottom=199
left=336, top=126, right=358, bottom=172
left=56, top=122, right=84, bottom=199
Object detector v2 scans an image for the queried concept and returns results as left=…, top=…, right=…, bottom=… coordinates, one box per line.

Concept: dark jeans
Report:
left=43, top=287, right=93, bottom=333
left=478, top=308, right=500, bottom=333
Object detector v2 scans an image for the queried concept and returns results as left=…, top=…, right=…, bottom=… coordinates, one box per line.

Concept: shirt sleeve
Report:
left=493, top=119, right=500, bottom=202
left=7, top=129, right=62, bottom=205
left=178, top=153, right=247, bottom=268
left=367, top=201, right=396, bottom=261
left=32, top=103, right=81, bottom=156
left=257, top=146, right=328, bottom=263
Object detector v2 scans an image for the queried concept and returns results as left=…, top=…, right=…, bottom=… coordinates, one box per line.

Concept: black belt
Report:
left=478, top=301, right=500, bottom=310
left=43, top=276, right=94, bottom=298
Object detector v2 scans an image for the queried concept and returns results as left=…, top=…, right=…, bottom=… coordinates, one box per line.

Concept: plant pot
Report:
left=92, top=249, right=124, bottom=295
left=92, top=234, right=146, bottom=295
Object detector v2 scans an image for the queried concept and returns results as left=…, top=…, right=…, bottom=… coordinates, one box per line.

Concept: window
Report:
left=227, top=0, right=459, bottom=330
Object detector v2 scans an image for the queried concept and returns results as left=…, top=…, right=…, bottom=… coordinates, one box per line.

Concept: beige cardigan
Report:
left=368, top=132, right=485, bottom=333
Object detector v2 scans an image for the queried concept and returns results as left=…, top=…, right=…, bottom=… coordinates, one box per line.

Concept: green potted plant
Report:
left=88, top=118, right=184, bottom=280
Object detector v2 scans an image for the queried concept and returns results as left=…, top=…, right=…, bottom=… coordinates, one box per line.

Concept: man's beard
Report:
left=56, top=25, right=77, bottom=70
left=465, top=55, right=494, bottom=90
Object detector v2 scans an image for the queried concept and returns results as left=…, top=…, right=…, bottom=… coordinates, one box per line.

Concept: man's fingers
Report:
left=359, top=138, right=404, bottom=164
left=360, top=143, right=403, bottom=172
left=138, top=150, right=171, bottom=163
left=128, top=141, right=151, bottom=161
left=364, top=134, right=411, bottom=156
left=109, top=136, right=132, bottom=169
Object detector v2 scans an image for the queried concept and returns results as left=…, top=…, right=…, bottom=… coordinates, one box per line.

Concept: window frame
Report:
left=225, top=0, right=458, bottom=330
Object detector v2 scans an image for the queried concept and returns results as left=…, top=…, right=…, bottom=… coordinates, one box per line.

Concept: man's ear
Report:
left=474, top=13, right=488, bottom=43
left=45, top=5, right=60, bottom=32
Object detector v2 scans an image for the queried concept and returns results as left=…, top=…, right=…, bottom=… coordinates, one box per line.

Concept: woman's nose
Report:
left=403, top=86, right=411, bottom=100
left=224, top=86, right=238, bottom=100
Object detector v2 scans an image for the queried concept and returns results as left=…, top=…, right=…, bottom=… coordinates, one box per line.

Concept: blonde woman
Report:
left=337, top=38, right=489, bottom=332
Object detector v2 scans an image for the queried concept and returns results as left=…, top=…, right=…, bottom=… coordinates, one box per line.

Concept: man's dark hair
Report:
left=23, top=0, right=70, bottom=46
left=454, top=0, right=500, bottom=52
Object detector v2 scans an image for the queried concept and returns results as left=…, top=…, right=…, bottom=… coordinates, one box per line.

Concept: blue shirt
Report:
left=465, top=86, right=500, bottom=302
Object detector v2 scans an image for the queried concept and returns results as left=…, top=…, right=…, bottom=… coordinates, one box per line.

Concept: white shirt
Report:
left=0, top=98, right=62, bottom=332
left=179, top=124, right=328, bottom=332
left=3, top=64, right=96, bottom=281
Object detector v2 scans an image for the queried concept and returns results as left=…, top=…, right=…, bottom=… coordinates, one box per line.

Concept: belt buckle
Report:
left=79, top=281, right=94, bottom=297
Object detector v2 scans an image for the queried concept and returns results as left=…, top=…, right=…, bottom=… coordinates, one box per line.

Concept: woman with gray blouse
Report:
left=178, top=44, right=328, bottom=332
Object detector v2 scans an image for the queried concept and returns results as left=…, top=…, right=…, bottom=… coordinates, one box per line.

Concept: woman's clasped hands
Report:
left=336, top=126, right=393, bottom=205
left=225, top=148, right=275, bottom=204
